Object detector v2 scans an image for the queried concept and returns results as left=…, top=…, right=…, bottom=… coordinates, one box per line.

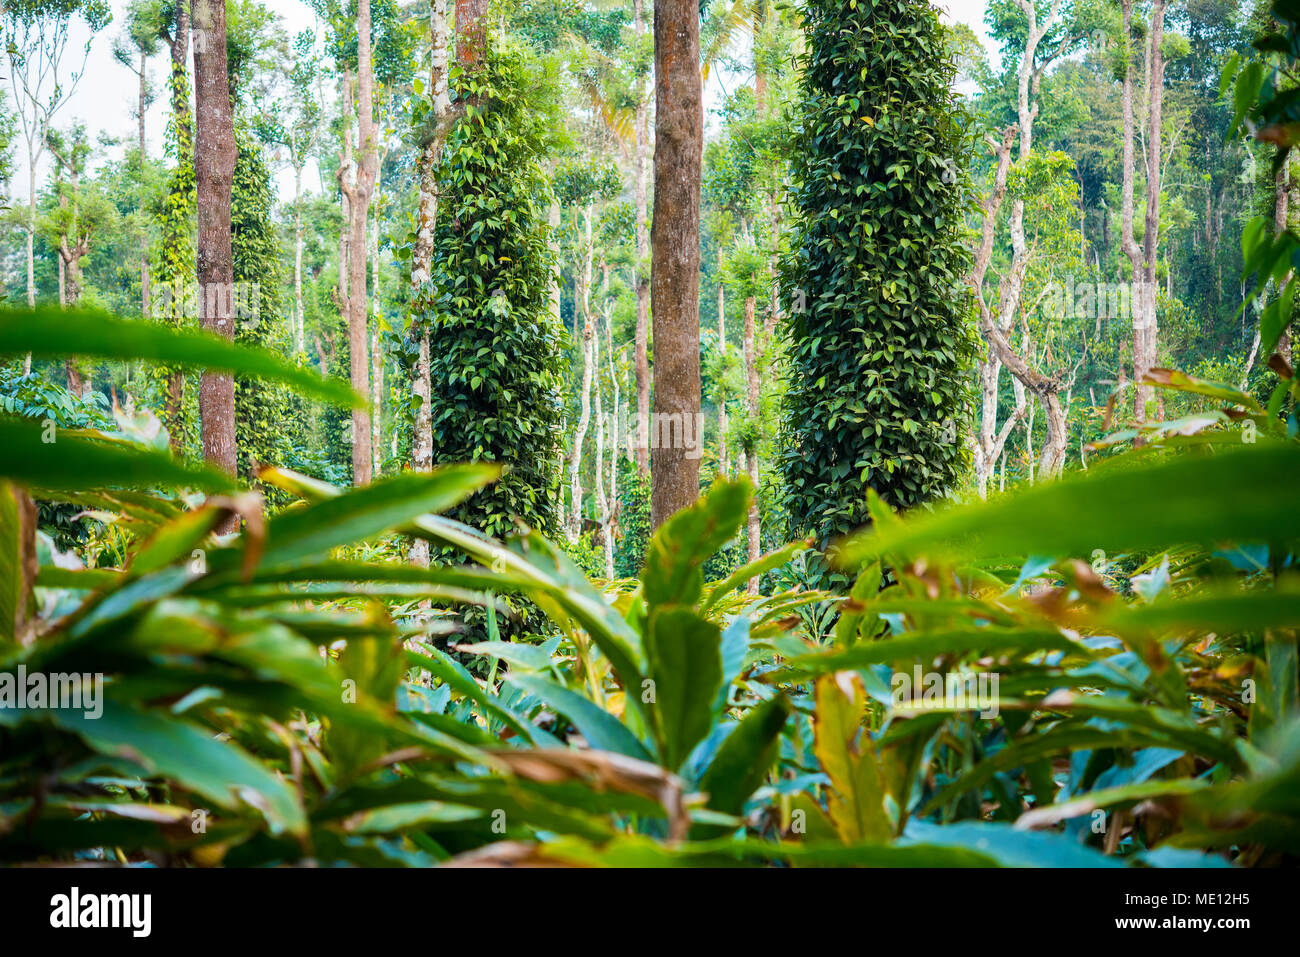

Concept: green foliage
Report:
left=231, top=127, right=301, bottom=498
left=421, top=37, right=565, bottom=541
left=780, top=0, right=979, bottom=559
left=146, top=46, right=197, bottom=453
left=613, top=460, right=650, bottom=578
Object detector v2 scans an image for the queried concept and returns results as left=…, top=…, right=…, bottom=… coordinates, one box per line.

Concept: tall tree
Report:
left=632, top=0, right=652, bottom=474
left=649, top=0, right=703, bottom=529
left=1137, top=0, right=1168, bottom=424
left=340, top=0, right=380, bottom=486
left=191, top=0, right=238, bottom=491
left=408, top=0, right=452, bottom=569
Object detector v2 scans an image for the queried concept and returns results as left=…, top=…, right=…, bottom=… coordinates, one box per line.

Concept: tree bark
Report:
left=633, top=0, right=652, bottom=474
left=568, top=207, right=595, bottom=542
left=138, top=47, right=151, bottom=318
left=969, top=127, right=1026, bottom=496
left=649, top=0, right=703, bottom=529
left=455, top=0, right=490, bottom=66
left=1120, top=0, right=1145, bottom=427
left=293, top=162, right=304, bottom=352
left=1277, top=154, right=1294, bottom=366
left=1136, top=0, right=1166, bottom=423
left=593, top=307, right=610, bottom=571
left=409, top=0, right=452, bottom=569
left=743, top=291, right=760, bottom=589
left=341, top=0, right=379, bottom=487
left=968, top=0, right=1068, bottom=483
left=716, top=244, right=728, bottom=477
left=191, top=0, right=238, bottom=505
left=605, top=300, right=619, bottom=577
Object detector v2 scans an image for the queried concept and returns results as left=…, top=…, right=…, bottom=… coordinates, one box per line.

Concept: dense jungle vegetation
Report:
left=0, top=0, right=1298, bottom=868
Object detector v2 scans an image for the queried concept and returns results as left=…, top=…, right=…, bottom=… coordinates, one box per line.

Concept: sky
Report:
left=6, top=0, right=996, bottom=204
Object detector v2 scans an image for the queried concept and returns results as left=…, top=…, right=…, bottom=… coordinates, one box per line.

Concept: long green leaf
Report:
left=0, top=416, right=238, bottom=492
left=838, top=443, right=1300, bottom=566
left=0, top=305, right=362, bottom=407
left=645, top=607, right=723, bottom=770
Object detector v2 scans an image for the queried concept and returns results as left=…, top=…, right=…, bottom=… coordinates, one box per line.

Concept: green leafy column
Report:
left=149, top=51, right=197, bottom=456
left=781, top=0, right=976, bottom=558
left=426, top=39, right=564, bottom=540
left=232, top=127, right=298, bottom=498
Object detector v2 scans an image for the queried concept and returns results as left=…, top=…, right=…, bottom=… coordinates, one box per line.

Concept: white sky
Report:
left=6, top=0, right=995, bottom=204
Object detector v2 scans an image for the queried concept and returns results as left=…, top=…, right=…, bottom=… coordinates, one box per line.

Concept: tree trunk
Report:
left=649, top=0, right=703, bottom=529
left=967, top=0, right=1068, bottom=483
left=1137, top=0, right=1166, bottom=423
left=605, top=303, right=619, bottom=578
left=1277, top=154, right=1294, bottom=366
left=409, top=0, right=452, bottom=571
left=25, top=142, right=35, bottom=312
left=1119, top=0, right=1144, bottom=424
left=969, top=126, right=1024, bottom=496
left=338, top=69, right=352, bottom=315
left=743, top=292, right=760, bottom=589
left=293, top=162, right=304, bottom=352
left=548, top=201, right=563, bottom=327
left=343, top=0, right=379, bottom=487
left=568, top=207, right=595, bottom=542
left=139, top=48, right=151, bottom=318
left=717, top=244, right=728, bottom=477
left=633, top=0, right=652, bottom=474
left=192, top=0, right=238, bottom=510
left=455, top=0, right=490, bottom=66
left=593, top=314, right=610, bottom=571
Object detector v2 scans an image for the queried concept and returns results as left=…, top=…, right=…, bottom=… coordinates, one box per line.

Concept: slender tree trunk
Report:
left=568, top=207, right=595, bottom=541
left=969, top=127, right=1024, bottom=496
left=139, top=48, right=151, bottom=318
left=569, top=330, right=594, bottom=542
left=342, top=0, right=379, bottom=487
left=371, top=199, right=382, bottom=478
left=339, top=69, right=352, bottom=312
left=594, top=313, right=609, bottom=571
left=25, top=142, right=35, bottom=311
left=1277, top=154, right=1294, bottom=366
left=650, top=0, right=703, bottom=529
left=192, top=0, right=238, bottom=511
left=409, top=0, right=452, bottom=562
left=974, top=0, right=1068, bottom=480
left=1137, top=0, right=1166, bottom=423
left=606, top=304, right=619, bottom=578
left=293, top=162, right=304, bottom=353
left=633, top=0, right=652, bottom=475
left=743, top=291, right=760, bottom=588
left=717, top=245, right=728, bottom=476
left=1120, top=0, right=1144, bottom=424
left=548, top=201, right=563, bottom=325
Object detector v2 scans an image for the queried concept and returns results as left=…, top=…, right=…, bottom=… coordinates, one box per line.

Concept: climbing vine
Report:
left=424, top=37, right=566, bottom=541
left=232, top=126, right=300, bottom=500
left=780, top=0, right=978, bottom=568
left=145, top=53, right=199, bottom=457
